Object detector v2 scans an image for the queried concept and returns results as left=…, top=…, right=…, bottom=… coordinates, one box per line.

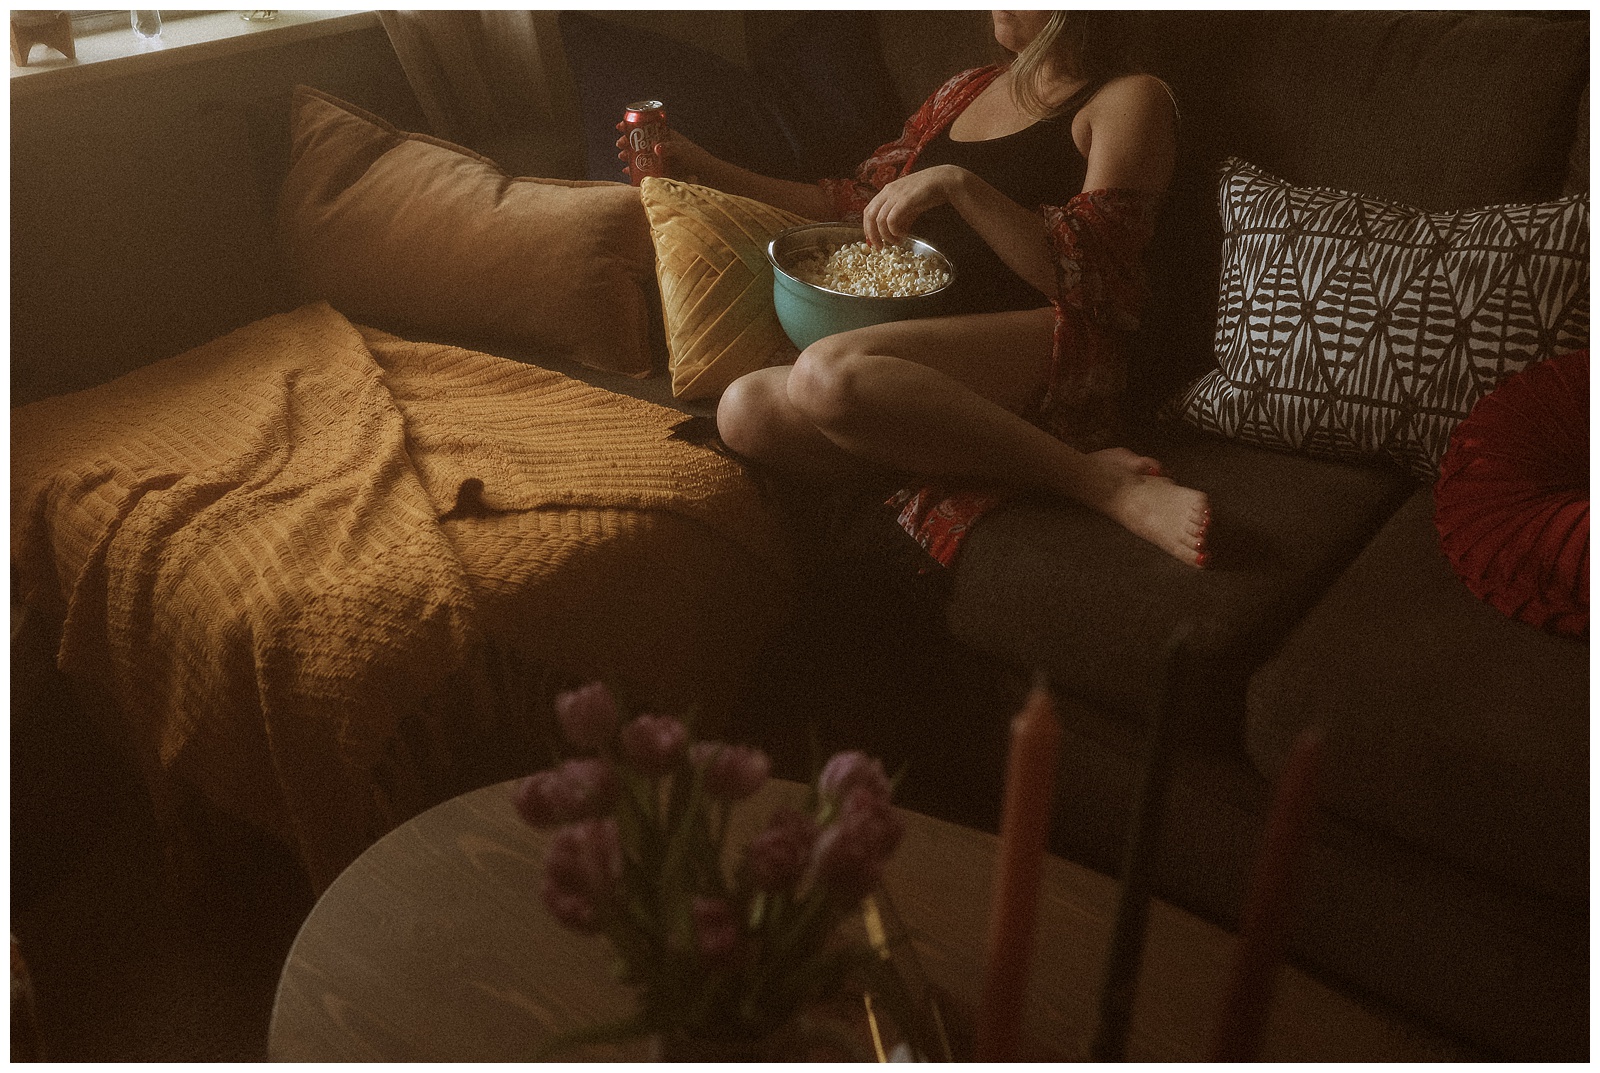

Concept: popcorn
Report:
left=788, top=240, right=951, bottom=298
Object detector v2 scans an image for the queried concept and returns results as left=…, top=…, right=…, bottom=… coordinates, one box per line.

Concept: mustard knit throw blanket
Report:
left=12, top=302, right=790, bottom=888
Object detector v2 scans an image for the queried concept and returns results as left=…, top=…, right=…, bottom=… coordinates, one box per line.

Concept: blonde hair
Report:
left=1005, top=12, right=1137, bottom=120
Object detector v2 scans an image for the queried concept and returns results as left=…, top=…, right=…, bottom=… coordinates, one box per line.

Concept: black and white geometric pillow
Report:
left=1175, top=158, right=1589, bottom=480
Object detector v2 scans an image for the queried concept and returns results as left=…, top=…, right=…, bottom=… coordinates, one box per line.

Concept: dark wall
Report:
left=11, top=24, right=424, bottom=405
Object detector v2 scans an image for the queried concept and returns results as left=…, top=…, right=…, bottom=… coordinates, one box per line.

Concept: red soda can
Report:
left=622, top=100, right=668, bottom=185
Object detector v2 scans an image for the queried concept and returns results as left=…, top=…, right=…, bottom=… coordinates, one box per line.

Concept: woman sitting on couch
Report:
left=623, top=10, right=1211, bottom=568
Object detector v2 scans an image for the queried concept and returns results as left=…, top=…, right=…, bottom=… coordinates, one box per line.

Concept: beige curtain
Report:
left=378, top=10, right=584, bottom=178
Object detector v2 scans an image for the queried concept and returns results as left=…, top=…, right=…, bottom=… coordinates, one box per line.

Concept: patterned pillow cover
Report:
left=1176, top=157, right=1589, bottom=480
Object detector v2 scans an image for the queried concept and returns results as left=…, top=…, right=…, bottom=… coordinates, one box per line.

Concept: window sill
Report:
left=10, top=10, right=380, bottom=98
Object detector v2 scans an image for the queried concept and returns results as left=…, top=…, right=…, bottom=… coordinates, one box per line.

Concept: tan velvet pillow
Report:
left=640, top=178, right=813, bottom=400
left=277, top=86, right=656, bottom=377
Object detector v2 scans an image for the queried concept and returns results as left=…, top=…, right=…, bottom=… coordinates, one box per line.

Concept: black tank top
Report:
left=909, top=81, right=1097, bottom=316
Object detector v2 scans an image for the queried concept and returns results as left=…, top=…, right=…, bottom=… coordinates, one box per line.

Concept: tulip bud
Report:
left=619, top=714, right=688, bottom=775
left=817, top=751, right=892, bottom=806
left=512, top=770, right=565, bottom=828
left=511, top=758, right=619, bottom=827
left=555, top=681, right=620, bottom=752
left=541, top=883, right=602, bottom=932
left=540, top=818, right=623, bottom=933
left=811, top=787, right=905, bottom=902
left=559, top=757, right=621, bottom=814
left=745, top=806, right=818, bottom=892
left=691, top=742, right=771, bottom=800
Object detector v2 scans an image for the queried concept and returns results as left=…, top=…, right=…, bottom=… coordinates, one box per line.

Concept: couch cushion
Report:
left=1245, top=488, right=1589, bottom=908
left=867, top=11, right=993, bottom=118
left=1152, top=11, right=1588, bottom=211
left=1043, top=692, right=1587, bottom=1062
left=1563, top=84, right=1589, bottom=196
left=276, top=87, right=658, bottom=377
left=557, top=11, right=903, bottom=185
left=945, top=421, right=1413, bottom=739
left=1124, top=10, right=1591, bottom=424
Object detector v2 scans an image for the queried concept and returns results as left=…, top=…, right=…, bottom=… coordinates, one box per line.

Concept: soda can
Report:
left=622, top=100, right=668, bottom=185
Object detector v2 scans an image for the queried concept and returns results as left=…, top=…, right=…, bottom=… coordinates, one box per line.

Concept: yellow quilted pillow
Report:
left=640, top=178, right=813, bottom=400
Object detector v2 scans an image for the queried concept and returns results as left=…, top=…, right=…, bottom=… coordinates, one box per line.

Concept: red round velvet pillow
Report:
left=1434, top=350, right=1589, bottom=637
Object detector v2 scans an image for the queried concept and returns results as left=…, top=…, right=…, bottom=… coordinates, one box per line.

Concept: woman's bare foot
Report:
left=1113, top=475, right=1210, bottom=566
left=1081, top=458, right=1211, bottom=567
left=1091, top=446, right=1165, bottom=478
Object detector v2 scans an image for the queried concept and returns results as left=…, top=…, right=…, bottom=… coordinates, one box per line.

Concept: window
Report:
left=69, top=11, right=223, bottom=34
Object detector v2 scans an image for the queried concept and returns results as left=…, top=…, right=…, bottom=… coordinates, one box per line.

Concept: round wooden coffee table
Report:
left=268, top=779, right=1470, bottom=1062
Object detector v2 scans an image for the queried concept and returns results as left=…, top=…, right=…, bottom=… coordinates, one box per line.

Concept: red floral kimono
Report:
left=816, top=65, right=1161, bottom=569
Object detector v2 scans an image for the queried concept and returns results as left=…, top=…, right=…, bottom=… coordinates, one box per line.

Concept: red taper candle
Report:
left=1209, top=724, right=1326, bottom=1062
left=974, top=674, right=1062, bottom=1061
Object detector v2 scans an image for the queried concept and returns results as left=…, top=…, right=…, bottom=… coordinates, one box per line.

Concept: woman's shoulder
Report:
left=1075, top=73, right=1179, bottom=192
left=1087, top=73, right=1180, bottom=125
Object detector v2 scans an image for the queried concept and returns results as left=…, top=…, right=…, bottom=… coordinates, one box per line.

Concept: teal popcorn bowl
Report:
left=767, top=223, right=955, bottom=351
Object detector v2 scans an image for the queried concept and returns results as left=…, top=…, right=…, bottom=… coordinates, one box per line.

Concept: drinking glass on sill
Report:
left=130, top=10, right=162, bottom=48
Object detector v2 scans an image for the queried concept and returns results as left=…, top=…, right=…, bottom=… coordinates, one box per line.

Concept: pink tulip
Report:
left=745, top=806, right=818, bottom=892
left=513, top=771, right=566, bottom=828
left=817, top=751, right=892, bottom=806
left=555, top=681, right=620, bottom=752
left=541, top=884, right=602, bottom=932
left=691, top=896, right=740, bottom=958
left=557, top=757, right=621, bottom=813
left=512, top=758, right=619, bottom=827
left=619, top=714, right=688, bottom=775
left=691, top=742, right=771, bottom=800
left=541, top=817, right=623, bottom=933
left=811, top=787, right=905, bottom=902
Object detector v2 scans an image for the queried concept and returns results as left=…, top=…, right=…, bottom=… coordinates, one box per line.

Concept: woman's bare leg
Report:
left=717, top=309, right=1210, bottom=566
left=716, top=366, right=885, bottom=483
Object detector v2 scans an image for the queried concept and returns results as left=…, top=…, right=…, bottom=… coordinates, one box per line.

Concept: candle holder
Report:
left=130, top=10, right=162, bottom=50
left=1088, top=624, right=1190, bottom=1062
left=10, top=10, right=75, bottom=67
left=857, top=891, right=964, bottom=1061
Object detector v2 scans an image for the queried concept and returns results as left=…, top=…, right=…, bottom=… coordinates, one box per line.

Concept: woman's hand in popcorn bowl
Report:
left=860, top=164, right=966, bottom=248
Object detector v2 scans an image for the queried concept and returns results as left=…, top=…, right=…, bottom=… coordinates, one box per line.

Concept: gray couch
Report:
left=719, top=11, right=1589, bottom=1062
left=11, top=9, right=1587, bottom=1063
